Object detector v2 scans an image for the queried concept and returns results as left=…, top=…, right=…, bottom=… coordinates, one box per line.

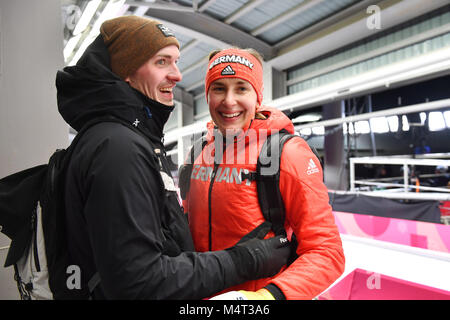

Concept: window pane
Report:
left=443, top=110, right=450, bottom=127
left=402, top=115, right=410, bottom=131
left=300, top=128, right=312, bottom=136
left=370, top=117, right=389, bottom=133
left=428, top=112, right=446, bottom=131
left=387, top=116, right=399, bottom=132
left=420, top=112, right=427, bottom=125
left=355, top=121, right=370, bottom=134
left=312, top=126, right=324, bottom=135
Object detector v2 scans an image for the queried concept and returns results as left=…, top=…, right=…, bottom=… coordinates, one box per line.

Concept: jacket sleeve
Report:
left=268, top=137, right=345, bottom=300
left=78, top=126, right=239, bottom=299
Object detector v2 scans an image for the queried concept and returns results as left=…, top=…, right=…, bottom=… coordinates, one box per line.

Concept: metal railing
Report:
left=349, top=153, right=450, bottom=201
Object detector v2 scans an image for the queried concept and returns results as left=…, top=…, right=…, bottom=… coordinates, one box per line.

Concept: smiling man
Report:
left=55, top=15, right=291, bottom=300
left=125, top=45, right=181, bottom=105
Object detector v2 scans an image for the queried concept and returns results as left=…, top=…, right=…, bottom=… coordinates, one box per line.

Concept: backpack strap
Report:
left=256, top=129, right=297, bottom=236
left=88, top=272, right=101, bottom=298
left=178, top=134, right=208, bottom=200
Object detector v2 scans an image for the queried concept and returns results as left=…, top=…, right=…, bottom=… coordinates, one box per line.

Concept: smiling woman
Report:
left=182, top=46, right=345, bottom=300
left=207, top=78, right=258, bottom=135
left=205, top=47, right=265, bottom=135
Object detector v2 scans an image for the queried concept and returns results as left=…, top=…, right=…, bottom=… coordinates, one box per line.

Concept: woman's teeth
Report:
left=160, top=87, right=172, bottom=92
left=221, top=112, right=241, bottom=118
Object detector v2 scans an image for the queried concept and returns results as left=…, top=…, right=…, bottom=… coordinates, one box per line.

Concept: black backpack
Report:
left=0, top=117, right=131, bottom=300
left=178, top=129, right=317, bottom=262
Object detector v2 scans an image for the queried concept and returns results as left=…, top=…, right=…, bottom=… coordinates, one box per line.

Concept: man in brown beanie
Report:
left=55, top=15, right=291, bottom=300
left=101, top=15, right=181, bottom=105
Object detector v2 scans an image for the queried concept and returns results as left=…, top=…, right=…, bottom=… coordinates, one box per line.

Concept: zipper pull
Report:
left=30, top=208, right=36, bottom=230
left=154, top=149, right=163, bottom=169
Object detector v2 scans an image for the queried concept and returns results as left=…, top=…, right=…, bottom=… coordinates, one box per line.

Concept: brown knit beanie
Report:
left=100, top=15, right=180, bottom=80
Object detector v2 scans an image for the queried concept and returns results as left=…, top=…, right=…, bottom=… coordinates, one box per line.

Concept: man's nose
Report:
left=168, top=64, right=182, bottom=82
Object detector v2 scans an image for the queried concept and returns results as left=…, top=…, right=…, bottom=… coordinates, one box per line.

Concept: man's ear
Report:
left=124, top=76, right=130, bottom=83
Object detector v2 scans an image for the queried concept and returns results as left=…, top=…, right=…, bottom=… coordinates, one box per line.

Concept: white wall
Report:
left=0, top=0, right=68, bottom=299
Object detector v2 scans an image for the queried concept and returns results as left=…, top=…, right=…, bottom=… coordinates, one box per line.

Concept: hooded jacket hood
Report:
left=56, top=34, right=173, bottom=141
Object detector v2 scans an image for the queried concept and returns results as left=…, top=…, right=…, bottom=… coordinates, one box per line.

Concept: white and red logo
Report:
left=306, top=158, right=319, bottom=175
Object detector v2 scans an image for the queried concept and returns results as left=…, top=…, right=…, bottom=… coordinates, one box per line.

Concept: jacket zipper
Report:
left=31, top=207, right=41, bottom=272
left=208, top=162, right=220, bottom=251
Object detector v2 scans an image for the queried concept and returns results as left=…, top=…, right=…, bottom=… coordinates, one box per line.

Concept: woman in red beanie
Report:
left=182, top=47, right=345, bottom=300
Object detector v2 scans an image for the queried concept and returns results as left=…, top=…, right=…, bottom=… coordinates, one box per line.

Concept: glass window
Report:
left=370, top=117, right=390, bottom=133
left=443, top=110, right=450, bottom=127
left=354, top=121, right=370, bottom=134
left=420, top=112, right=427, bottom=125
left=387, top=116, right=399, bottom=132
left=312, top=126, right=324, bottom=135
left=402, top=115, right=410, bottom=131
left=300, top=128, right=312, bottom=136
left=428, top=111, right=446, bottom=131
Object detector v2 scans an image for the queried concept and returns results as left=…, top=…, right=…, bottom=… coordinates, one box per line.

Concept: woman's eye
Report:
left=157, top=59, right=166, bottom=65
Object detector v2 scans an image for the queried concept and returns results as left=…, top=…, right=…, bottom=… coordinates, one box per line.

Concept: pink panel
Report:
left=319, top=268, right=450, bottom=300
left=333, top=211, right=450, bottom=253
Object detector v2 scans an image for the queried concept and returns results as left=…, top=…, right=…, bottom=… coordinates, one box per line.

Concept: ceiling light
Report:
left=69, top=0, right=126, bottom=66
left=63, top=33, right=82, bottom=61
left=73, top=0, right=102, bottom=35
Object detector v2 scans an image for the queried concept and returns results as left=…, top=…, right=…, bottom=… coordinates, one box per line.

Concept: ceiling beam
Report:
left=224, top=0, right=266, bottom=24
left=180, top=38, right=201, bottom=54
left=142, top=5, right=275, bottom=59
left=185, top=79, right=204, bottom=92
left=192, top=0, right=199, bottom=11
left=198, top=0, right=218, bottom=12
left=126, top=0, right=194, bottom=12
left=146, top=16, right=228, bottom=50
left=269, top=0, right=449, bottom=70
left=251, top=0, right=325, bottom=36
left=180, top=55, right=208, bottom=76
left=274, top=0, right=381, bottom=52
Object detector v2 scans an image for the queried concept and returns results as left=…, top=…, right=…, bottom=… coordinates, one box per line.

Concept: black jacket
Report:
left=56, top=35, right=239, bottom=299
